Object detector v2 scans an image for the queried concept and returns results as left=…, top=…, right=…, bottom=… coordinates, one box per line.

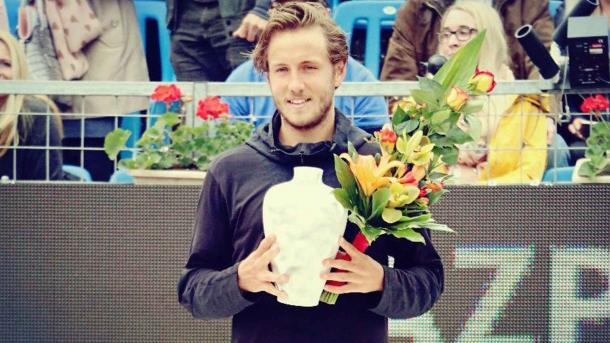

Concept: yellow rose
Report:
left=468, top=69, right=496, bottom=93
left=446, top=86, right=468, bottom=111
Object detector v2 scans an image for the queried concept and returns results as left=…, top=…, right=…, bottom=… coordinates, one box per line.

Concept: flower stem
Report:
left=319, top=290, right=339, bottom=305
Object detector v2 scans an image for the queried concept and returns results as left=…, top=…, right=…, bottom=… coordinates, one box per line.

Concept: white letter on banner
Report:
left=550, top=246, right=609, bottom=343
left=455, top=245, right=535, bottom=343
left=389, top=313, right=443, bottom=342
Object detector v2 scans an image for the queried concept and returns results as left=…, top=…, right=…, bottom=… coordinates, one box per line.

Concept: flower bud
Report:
left=446, top=86, right=468, bottom=111
left=468, top=69, right=496, bottom=93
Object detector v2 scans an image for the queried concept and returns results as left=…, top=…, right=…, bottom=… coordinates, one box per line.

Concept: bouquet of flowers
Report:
left=320, top=32, right=495, bottom=304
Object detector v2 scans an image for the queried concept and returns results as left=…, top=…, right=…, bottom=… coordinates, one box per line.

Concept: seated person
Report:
left=0, top=31, right=65, bottom=181
left=438, top=1, right=548, bottom=184
left=223, top=0, right=388, bottom=132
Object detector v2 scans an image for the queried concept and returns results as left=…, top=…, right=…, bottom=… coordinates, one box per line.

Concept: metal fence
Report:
left=0, top=80, right=602, bottom=183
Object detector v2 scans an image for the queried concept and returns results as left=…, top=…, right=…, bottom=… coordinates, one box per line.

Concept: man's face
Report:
left=266, top=26, right=345, bottom=131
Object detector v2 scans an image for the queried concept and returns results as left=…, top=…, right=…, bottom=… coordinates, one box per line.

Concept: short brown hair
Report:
left=252, top=1, right=348, bottom=73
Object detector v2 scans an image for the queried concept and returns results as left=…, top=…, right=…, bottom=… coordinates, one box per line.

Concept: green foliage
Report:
left=579, top=121, right=610, bottom=178
left=104, top=113, right=253, bottom=171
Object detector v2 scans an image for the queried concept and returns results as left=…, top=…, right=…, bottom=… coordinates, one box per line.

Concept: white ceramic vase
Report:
left=262, top=166, right=348, bottom=306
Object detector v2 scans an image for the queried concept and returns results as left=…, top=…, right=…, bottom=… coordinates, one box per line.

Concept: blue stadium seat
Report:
left=542, top=166, right=574, bottom=183
left=133, top=0, right=175, bottom=82
left=109, top=169, right=134, bottom=184
left=4, top=0, right=20, bottom=36
left=63, top=165, right=93, bottom=182
left=333, top=1, right=402, bottom=77
left=549, top=0, right=562, bottom=19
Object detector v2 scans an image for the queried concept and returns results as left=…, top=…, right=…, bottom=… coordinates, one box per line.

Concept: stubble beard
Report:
left=276, top=84, right=335, bottom=131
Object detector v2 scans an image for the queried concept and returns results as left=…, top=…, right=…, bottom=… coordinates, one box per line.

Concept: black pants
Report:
left=170, top=1, right=254, bottom=81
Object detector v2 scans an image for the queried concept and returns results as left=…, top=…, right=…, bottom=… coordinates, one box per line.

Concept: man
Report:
left=223, top=0, right=388, bottom=132
left=166, top=0, right=271, bottom=81
left=380, top=0, right=554, bottom=81
left=177, top=3, right=444, bottom=342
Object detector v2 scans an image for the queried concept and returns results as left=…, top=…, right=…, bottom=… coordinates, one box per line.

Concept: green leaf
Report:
left=460, top=99, right=485, bottom=114
left=382, top=207, right=402, bottom=224
left=333, top=189, right=352, bottom=210
left=390, top=228, right=426, bottom=244
left=396, top=213, right=433, bottom=226
left=427, top=188, right=448, bottom=205
left=410, top=89, right=439, bottom=111
left=334, top=154, right=358, bottom=199
left=347, top=141, right=358, bottom=159
left=391, top=106, right=408, bottom=127
left=464, top=114, right=482, bottom=141
left=103, top=128, right=131, bottom=160
left=421, top=221, right=454, bottom=233
left=369, top=188, right=391, bottom=220
left=431, top=109, right=451, bottom=125
left=360, top=225, right=383, bottom=243
left=348, top=212, right=367, bottom=229
left=395, top=119, right=419, bottom=135
left=436, top=146, right=458, bottom=165
left=417, top=76, right=444, bottom=93
left=159, top=112, right=181, bottom=126
left=434, top=31, right=486, bottom=88
left=577, top=160, right=596, bottom=178
left=446, top=126, right=473, bottom=145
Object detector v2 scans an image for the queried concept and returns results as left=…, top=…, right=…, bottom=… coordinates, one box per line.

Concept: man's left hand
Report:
left=232, top=13, right=268, bottom=42
left=321, top=238, right=384, bottom=294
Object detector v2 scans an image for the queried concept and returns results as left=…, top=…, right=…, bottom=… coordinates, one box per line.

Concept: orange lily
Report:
left=340, top=150, right=404, bottom=197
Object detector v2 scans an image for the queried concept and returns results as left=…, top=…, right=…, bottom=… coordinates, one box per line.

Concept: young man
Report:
left=222, top=0, right=388, bottom=133
left=177, top=3, right=444, bottom=342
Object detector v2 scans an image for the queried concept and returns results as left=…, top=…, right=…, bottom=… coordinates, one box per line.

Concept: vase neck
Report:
left=292, top=167, right=323, bottom=183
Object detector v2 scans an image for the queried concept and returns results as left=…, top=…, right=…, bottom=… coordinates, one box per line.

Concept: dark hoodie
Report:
left=177, top=111, right=444, bottom=343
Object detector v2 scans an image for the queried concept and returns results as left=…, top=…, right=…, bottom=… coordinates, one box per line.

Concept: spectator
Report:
left=557, top=0, right=610, bottom=164
left=380, top=0, right=554, bottom=82
left=61, top=0, right=149, bottom=181
left=0, top=31, right=65, bottom=181
left=177, top=3, right=444, bottom=342
left=437, top=1, right=548, bottom=184
left=167, top=0, right=271, bottom=81
left=223, top=0, right=388, bottom=132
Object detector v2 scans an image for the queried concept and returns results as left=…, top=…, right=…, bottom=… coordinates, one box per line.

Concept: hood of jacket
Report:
left=246, top=109, right=373, bottom=165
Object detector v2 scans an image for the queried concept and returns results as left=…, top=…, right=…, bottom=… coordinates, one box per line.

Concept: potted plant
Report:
left=104, top=85, right=254, bottom=185
left=572, top=94, right=610, bottom=183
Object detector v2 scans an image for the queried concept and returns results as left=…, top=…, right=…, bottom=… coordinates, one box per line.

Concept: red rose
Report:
left=151, top=84, right=182, bottom=103
left=196, top=96, right=229, bottom=121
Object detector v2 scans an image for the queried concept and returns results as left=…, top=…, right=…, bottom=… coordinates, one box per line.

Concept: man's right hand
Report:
left=237, top=235, right=288, bottom=300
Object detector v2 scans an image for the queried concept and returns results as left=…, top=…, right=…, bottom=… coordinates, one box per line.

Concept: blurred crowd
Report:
left=0, top=0, right=607, bottom=183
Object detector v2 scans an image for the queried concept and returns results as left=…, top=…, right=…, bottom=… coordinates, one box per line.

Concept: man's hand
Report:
left=232, top=13, right=268, bottom=42
left=237, top=235, right=288, bottom=300
left=321, top=238, right=384, bottom=295
left=568, top=118, right=585, bottom=140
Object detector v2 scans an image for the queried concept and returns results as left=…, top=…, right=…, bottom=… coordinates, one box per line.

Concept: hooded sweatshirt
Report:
left=177, top=110, right=444, bottom=343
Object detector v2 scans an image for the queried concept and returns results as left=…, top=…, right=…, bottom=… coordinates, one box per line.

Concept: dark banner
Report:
left=1, top=184, right=608, bottom=342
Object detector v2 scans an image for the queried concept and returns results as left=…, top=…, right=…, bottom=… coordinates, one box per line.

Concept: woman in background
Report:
left=439, top=1, right=548, bottom=184
left=0, top=30, right=65, bottom=180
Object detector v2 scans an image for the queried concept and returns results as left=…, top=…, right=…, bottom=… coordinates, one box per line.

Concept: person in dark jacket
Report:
left=177, top=3, right=444, bottom=342
left=380, top=0, right=554, bottom=82
left=166, top=0, right=271, bottom=81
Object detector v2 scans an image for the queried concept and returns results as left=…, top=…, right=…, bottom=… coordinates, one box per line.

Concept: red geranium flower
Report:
left=197, top=96, right=229, bottom=121
left=151, top=84, right=182, bottom=103
left=580, top=94, right=609, bottom=113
